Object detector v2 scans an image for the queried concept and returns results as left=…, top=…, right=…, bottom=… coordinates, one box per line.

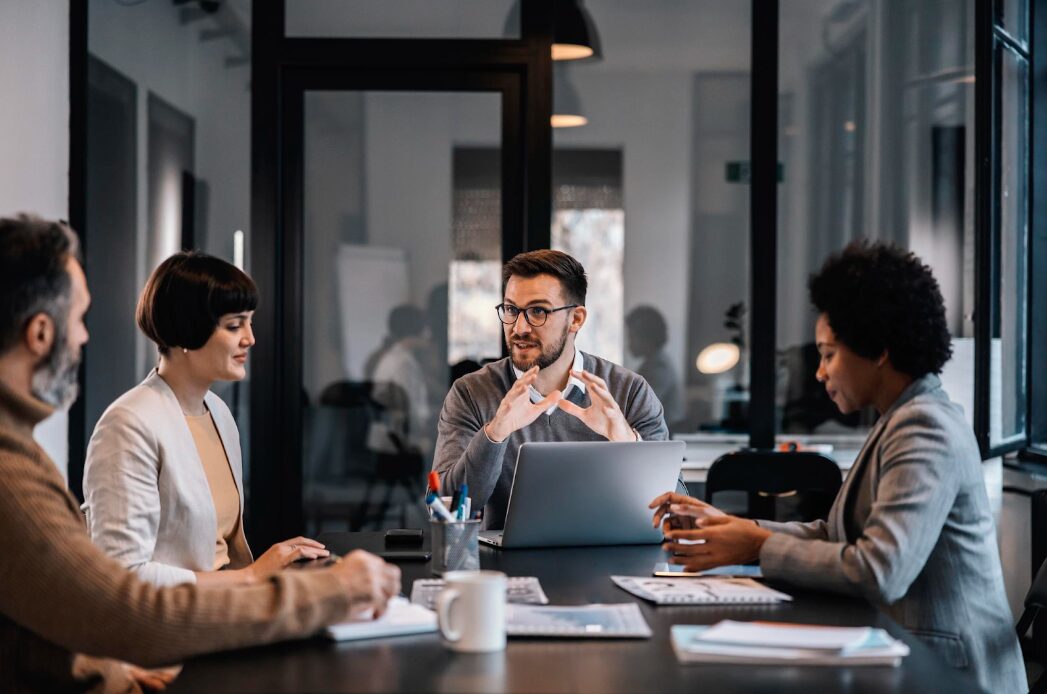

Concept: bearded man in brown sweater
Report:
left=0, top=214, right=401, bottom=692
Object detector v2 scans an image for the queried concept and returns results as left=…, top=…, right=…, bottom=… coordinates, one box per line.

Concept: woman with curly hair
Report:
left=650, top=241, right=1024, bottom=692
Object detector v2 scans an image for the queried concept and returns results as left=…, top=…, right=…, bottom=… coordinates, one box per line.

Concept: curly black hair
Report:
left=808, top=240, right=953, bottom=378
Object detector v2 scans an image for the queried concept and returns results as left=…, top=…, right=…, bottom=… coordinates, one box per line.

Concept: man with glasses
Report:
left=432, top=249, right=674, bottom=530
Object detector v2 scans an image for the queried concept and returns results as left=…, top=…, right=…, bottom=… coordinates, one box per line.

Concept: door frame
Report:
left=248, top=2, right=552, bottom=545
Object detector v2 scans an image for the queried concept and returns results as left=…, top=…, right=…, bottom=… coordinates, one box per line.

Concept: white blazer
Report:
left=82, top=370, right=253, bottom=586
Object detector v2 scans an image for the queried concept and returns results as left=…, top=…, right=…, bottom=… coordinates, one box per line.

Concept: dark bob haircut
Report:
left=0, top=214, right=80, bottom=354
left=137, top=251, right=258, bottom=354
left=808, top=240, right=952, bottom=379
left=502, top=249, right=587, bottom=305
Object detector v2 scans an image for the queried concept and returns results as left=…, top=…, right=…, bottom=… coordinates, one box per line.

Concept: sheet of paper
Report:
left=325, top=597, right=437, bottom=641
left=506, top=603, right=652, bottom=638
left=612, top=576, right=792, bottom=605
left=653, top=563, right=763, bottom=578
left=410, top=576, right=549, bottom=610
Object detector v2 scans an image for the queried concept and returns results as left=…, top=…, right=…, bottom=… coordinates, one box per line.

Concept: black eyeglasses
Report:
left=496, top=303, right=578, bottom=327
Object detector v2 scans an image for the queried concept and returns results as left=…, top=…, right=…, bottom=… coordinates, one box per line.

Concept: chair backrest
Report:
left=1027, top=557, right=1047, bottom=613
left=705, top=449, right=843, bottom=521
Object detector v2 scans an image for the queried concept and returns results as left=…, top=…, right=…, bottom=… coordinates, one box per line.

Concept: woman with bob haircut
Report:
left=649, top=241, right=1024, bottom=692
left=83, top=251, right=329, bottom=587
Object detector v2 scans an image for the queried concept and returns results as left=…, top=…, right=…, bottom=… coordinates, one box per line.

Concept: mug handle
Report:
left=436, top=588, right=462, bottom=642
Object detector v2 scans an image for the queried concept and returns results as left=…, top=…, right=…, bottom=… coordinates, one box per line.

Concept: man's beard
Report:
left=507, top=323, right=570, bottom=371
left=31, top=318, right=81, bottom=410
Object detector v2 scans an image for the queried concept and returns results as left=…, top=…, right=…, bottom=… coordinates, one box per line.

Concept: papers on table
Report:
left=699, top=620, right=873, bottom=650
left=324, top=597, right=437, bottom=642
left=410, top=576, right=549, bottom=610
left=671, top=621, right=910, bottom=666
left=652, top=563, right=763, bottom=578
left=612, top=576, right=792, bottom=605
left=506, top=603, right=652, bottom=638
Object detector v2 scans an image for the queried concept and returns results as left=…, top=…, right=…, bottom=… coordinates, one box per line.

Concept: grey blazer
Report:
left=82, top=370, right=253, bottom=586
left=759, top=375, right=1025, bottom=693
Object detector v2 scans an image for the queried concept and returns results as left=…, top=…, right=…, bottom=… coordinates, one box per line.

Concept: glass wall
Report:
left=84, top=0, right=253, bottom=472
left=301, top=91, right=502, bottom=533
left=776, top=0, right=977, bottom=452
left=551, top=0, right=752, bottom=436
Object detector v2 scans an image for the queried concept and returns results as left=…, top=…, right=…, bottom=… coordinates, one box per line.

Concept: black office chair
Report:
left=1013, top=488, right=1047, bottom=694
left=704, top=449, right=842, bottom=522
left=1018, top=557, right=1047, bottom=694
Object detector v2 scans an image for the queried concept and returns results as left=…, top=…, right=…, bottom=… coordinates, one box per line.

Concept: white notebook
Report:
left=324, top=597, right=437, bottom=641
left=671, top=623, right=910, bottom=666
left=506, top=603, right=652, bottom=638
left=697, top=620, right=872, bottom=651
left=611, top=576, right=792, bottom=605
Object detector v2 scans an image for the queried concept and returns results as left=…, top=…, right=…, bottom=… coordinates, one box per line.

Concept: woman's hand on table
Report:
left=648, top=491, right=725, bottom=531
left=661, top=515, right=772, bottom=571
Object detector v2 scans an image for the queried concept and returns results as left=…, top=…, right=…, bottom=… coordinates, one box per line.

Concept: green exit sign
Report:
left=725, top=161, right=784, bottom=183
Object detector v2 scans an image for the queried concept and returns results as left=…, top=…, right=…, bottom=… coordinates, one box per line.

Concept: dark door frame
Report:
left=247, top=1, right=552, bottom=545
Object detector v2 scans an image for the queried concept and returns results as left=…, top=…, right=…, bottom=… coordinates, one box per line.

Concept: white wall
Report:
left=0, top=3, right=71, bottom=479
left=553, top=71, right=696, bottom=376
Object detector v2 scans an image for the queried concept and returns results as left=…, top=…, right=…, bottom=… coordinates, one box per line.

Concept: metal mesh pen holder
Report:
left=430, top=519, right=481, bottom=575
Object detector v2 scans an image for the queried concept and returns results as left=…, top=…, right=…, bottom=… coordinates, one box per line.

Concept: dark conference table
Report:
left=169, top=532, right=982, bottom=693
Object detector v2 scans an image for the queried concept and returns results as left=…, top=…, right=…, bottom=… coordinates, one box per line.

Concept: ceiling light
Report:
left=553, top=0, right=602, bottom=61
left=553, top=65, right=587, bottom=128
left=696, top=343, right=741, bottom=374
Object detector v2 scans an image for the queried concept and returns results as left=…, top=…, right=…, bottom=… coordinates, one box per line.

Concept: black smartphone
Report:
left=384, top=528, right=424, bottom=547
left=378, top=550, right=431, bottom=562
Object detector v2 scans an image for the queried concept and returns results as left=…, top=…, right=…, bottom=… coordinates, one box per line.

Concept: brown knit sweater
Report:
left=0, top=380, right=351, bottom=693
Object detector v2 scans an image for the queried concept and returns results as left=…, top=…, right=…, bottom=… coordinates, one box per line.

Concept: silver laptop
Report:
left=479, top=440, right=685, bottom=549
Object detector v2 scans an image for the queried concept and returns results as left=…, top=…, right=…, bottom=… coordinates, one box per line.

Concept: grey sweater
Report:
left=431, top=352, right=671, bottom=529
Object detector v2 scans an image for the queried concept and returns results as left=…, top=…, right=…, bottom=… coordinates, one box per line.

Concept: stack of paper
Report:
left=670, top=621, right=910, bottom=666
left=611, top=576, right=792, bottom=605
left=324, top=597, right=437, bottom=642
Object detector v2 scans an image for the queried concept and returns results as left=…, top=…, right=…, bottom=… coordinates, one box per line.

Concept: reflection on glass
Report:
left=551, top=1, right=752, bottom=434
left=302, top=91, right=501, bottom=533
left=285, top=0, right=518, bottom=38
left=553, top=208, right=624, bottom=365
left=777, top=0, right=977, bottom=443
left=628, top=306, right=686, bottom=428
left=991, top=46, right=1028, bottom=445
left=86, top=0, right=253, bottom=471
left=999, top=0, right=1029, bottom=46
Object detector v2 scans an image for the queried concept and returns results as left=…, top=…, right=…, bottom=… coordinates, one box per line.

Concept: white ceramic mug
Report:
left=436, top=570, right=507, bottom=653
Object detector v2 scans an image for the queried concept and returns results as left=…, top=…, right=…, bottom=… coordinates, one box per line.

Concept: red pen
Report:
left=428, top=471, right=441, bottom=493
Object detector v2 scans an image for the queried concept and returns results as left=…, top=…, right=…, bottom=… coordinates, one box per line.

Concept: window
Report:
left=776, top=0, right=978, bottom=457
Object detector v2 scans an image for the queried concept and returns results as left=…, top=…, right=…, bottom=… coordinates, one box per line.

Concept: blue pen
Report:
left=425, top=491, right=455, bottom=521
left=455, top=484, right=469, bottom=520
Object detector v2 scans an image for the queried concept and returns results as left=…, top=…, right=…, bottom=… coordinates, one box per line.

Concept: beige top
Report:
left=185, top=411, right=241, bottom=570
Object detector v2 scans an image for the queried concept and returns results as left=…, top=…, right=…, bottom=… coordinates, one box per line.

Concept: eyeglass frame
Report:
left=495, top=302, right=579, bottom=327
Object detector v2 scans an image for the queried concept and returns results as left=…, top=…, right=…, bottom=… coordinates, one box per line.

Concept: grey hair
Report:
left=0, top=214, right=80, bottom=355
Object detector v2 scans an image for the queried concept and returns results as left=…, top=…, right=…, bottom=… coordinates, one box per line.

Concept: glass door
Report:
left=248, top=68, right=528, bottom=543
left=300, top=88, right=504, bottom=533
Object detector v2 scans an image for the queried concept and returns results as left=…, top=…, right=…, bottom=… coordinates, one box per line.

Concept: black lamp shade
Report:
left=553, top=0, right=602, bottom=61
left=552, top=64, right=586, bottom=127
